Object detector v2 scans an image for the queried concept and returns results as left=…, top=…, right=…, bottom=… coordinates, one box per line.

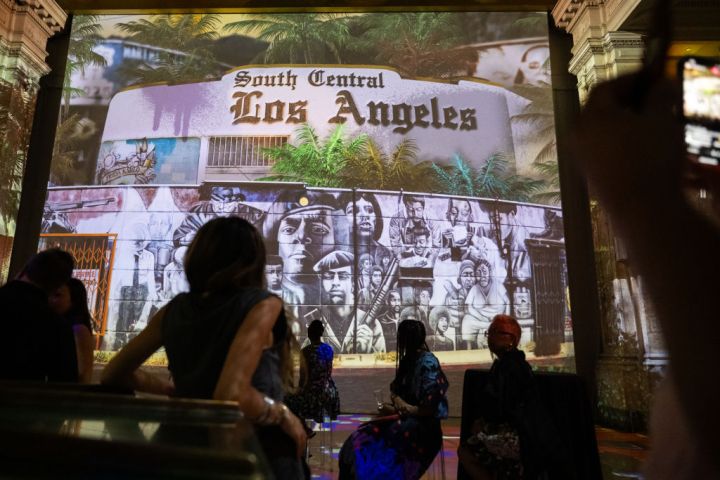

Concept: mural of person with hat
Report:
left=312, top=250, right=385, bottom=354
left=263, top=189, right=340, bottom=308
left=173, top=185, right=264, bottom=247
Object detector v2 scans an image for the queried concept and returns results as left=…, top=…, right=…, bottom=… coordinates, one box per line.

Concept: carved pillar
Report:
left=0, top=0, right=66, bottom=281
left=552, top=0, right=666, bottom=430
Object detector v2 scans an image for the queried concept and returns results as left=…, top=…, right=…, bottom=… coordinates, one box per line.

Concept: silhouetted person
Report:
left=50, top=278, right=95, bottom=383
left=339, top=319, right=449, bottom=479
left=286, top=320, right=340, bottom=433
left=0, top=249, right=77, bottom=382
left=458, top=314, right=569, bottom=479
left=102, top=217, right=307, bottom=479
left=575, top=71, right=720, bottom=477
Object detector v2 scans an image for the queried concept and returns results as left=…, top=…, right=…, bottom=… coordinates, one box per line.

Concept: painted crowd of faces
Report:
left=43, top=183, right=566, bottom=353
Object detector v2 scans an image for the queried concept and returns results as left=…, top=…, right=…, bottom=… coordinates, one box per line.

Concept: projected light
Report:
left=44, top=11, right=570, bottom=369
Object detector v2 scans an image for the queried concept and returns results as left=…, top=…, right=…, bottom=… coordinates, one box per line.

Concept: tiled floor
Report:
left=305, top=415, right=648, bottom=480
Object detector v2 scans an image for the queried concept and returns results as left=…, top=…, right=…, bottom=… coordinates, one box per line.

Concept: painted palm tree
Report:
left=432, top=154, right=545, bottom=202
left=532, top=160, right=562, bottom=205
left=510, top=84, right=561, bottom=204
left=49, top=114, right=83, bottom=186
left=341, top=136, right=438, bottom=192
left=260, top=124, right=367, bottom=188
left=116, top=14, right=223, bottom=84
left=62, top=15, right=106, bottom=121
left=223, top=14, right=350, bottom=64
left=510, top=84, right=556, bottom=165
left=356, top=13, right=475, bottom=77
left=0, top=78, right=35, bottom=236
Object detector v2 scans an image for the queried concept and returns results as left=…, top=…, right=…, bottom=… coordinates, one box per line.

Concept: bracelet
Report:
left=254, top=397, right=289, bottom=426
left=254, top=396, right=275, bottom=425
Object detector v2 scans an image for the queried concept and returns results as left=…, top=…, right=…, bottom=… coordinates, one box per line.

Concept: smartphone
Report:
left=681, top=56, right=720, bottom=167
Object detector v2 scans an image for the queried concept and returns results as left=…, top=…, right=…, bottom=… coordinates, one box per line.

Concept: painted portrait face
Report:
left=321, top=266, right=352, bottom=305
left=360, top=256, right=372, bottom=272
left=518, top=46, right=550, bottom=86
left=346, top=197, right=376, bottom=239
left=459, top=201, right=472, bottom=219
left=388, top=291, right=401, bottom=314
left=477, top=263, right=491, bottom=289
left=371, top=269, right=382, bottom=287
left=418, top=289, right=431, bottom=306
left=437, top=315, right=449, bottom=333
left=265, top=264, right=283, bottom=290
left=448, top=206, right=459, bottom=224
left=414, top=234, right=429, bottom=256
left=407, top=201, right=424, bottom=222
left=460, top=266, right=475, bottom=290
left=278, top=209, right=334, bottom=274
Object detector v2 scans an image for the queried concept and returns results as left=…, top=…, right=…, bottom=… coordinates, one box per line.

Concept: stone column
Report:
left=552, top=0, right=667, bottom=430
left=0, top=0, right=66, bottom=281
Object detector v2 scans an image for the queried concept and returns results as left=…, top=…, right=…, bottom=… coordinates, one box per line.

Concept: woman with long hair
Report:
left=102, top=217, right=307, bottom=479
left=339, top=313, right=449, bottom=479
left=50, top=277, right=95, bottom=383
left=286, top=319, right=340, bottom=434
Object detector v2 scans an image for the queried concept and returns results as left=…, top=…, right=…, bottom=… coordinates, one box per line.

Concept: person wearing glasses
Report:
left=313, top=250, right=385, bottom=354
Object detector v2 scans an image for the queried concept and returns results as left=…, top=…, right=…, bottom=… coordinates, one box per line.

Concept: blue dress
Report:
left=339, top=351, right=449, bottom=479
left=286, top=342, right=340, bottom=423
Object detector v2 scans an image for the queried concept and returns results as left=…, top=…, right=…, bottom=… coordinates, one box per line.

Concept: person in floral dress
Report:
left=286, top=320, right=340, bottom=428
left=339, top=319, right=449, bottom=479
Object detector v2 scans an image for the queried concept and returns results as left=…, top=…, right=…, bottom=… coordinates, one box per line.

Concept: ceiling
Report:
left=56, top=0, right=558, bottom=14
left=621, top=0, right=720, bottom=42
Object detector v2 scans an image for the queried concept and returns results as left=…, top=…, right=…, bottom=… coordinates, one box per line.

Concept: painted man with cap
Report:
left=313, top=250, right=385, bottom=354
left=263, top=190, right=339, bottom=307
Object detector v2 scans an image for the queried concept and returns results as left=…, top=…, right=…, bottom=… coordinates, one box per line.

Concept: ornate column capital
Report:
left=0, top=0, right=67, bottom=84
left=551, top=0, right=644, bottom=104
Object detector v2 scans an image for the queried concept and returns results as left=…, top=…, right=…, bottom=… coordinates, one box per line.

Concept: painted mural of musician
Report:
left=438, top=198, right=477, bottom=262
left=313, top=250, right=385, bottom=354
left=389, top=195, right=440, bottom=264
left=114, top=222, right=157, bottom=348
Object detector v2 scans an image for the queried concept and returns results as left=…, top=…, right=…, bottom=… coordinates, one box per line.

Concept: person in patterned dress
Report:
left=286, top=320, right=340, bottom=429
left=339, top=319, right=449, bottom=480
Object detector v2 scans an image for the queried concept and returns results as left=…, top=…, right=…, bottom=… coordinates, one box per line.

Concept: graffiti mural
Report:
left=44, top=183, right=567, bottom=354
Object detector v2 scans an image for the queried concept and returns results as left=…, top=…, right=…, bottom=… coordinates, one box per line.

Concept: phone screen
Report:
left=682, top=57, right=720, bottom=166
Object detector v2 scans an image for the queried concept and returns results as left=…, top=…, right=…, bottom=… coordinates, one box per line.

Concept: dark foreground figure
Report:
left=339, top=319, right=448, bottom=480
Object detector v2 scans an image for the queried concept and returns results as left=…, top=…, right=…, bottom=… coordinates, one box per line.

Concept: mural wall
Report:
left=46, top=12, right=572, bottom=361
left=43, top=184, right=568, bottom=355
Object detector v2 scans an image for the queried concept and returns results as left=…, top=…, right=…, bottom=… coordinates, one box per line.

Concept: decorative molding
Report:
left=16, top=0, right=66, bottom=35
left=0, top=0, right=66, bottom=83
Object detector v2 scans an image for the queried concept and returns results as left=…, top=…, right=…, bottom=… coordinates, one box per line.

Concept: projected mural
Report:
left=47, top=12, right=569, bottom=359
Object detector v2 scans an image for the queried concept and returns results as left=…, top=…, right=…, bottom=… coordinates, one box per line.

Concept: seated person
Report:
left=0, top=249, right=77, bottom=382
left=339, top=319, right=448, bottom=480
left=49, top=278, right=95, bottom=383
left=458, top=315, right=569, bottom=480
